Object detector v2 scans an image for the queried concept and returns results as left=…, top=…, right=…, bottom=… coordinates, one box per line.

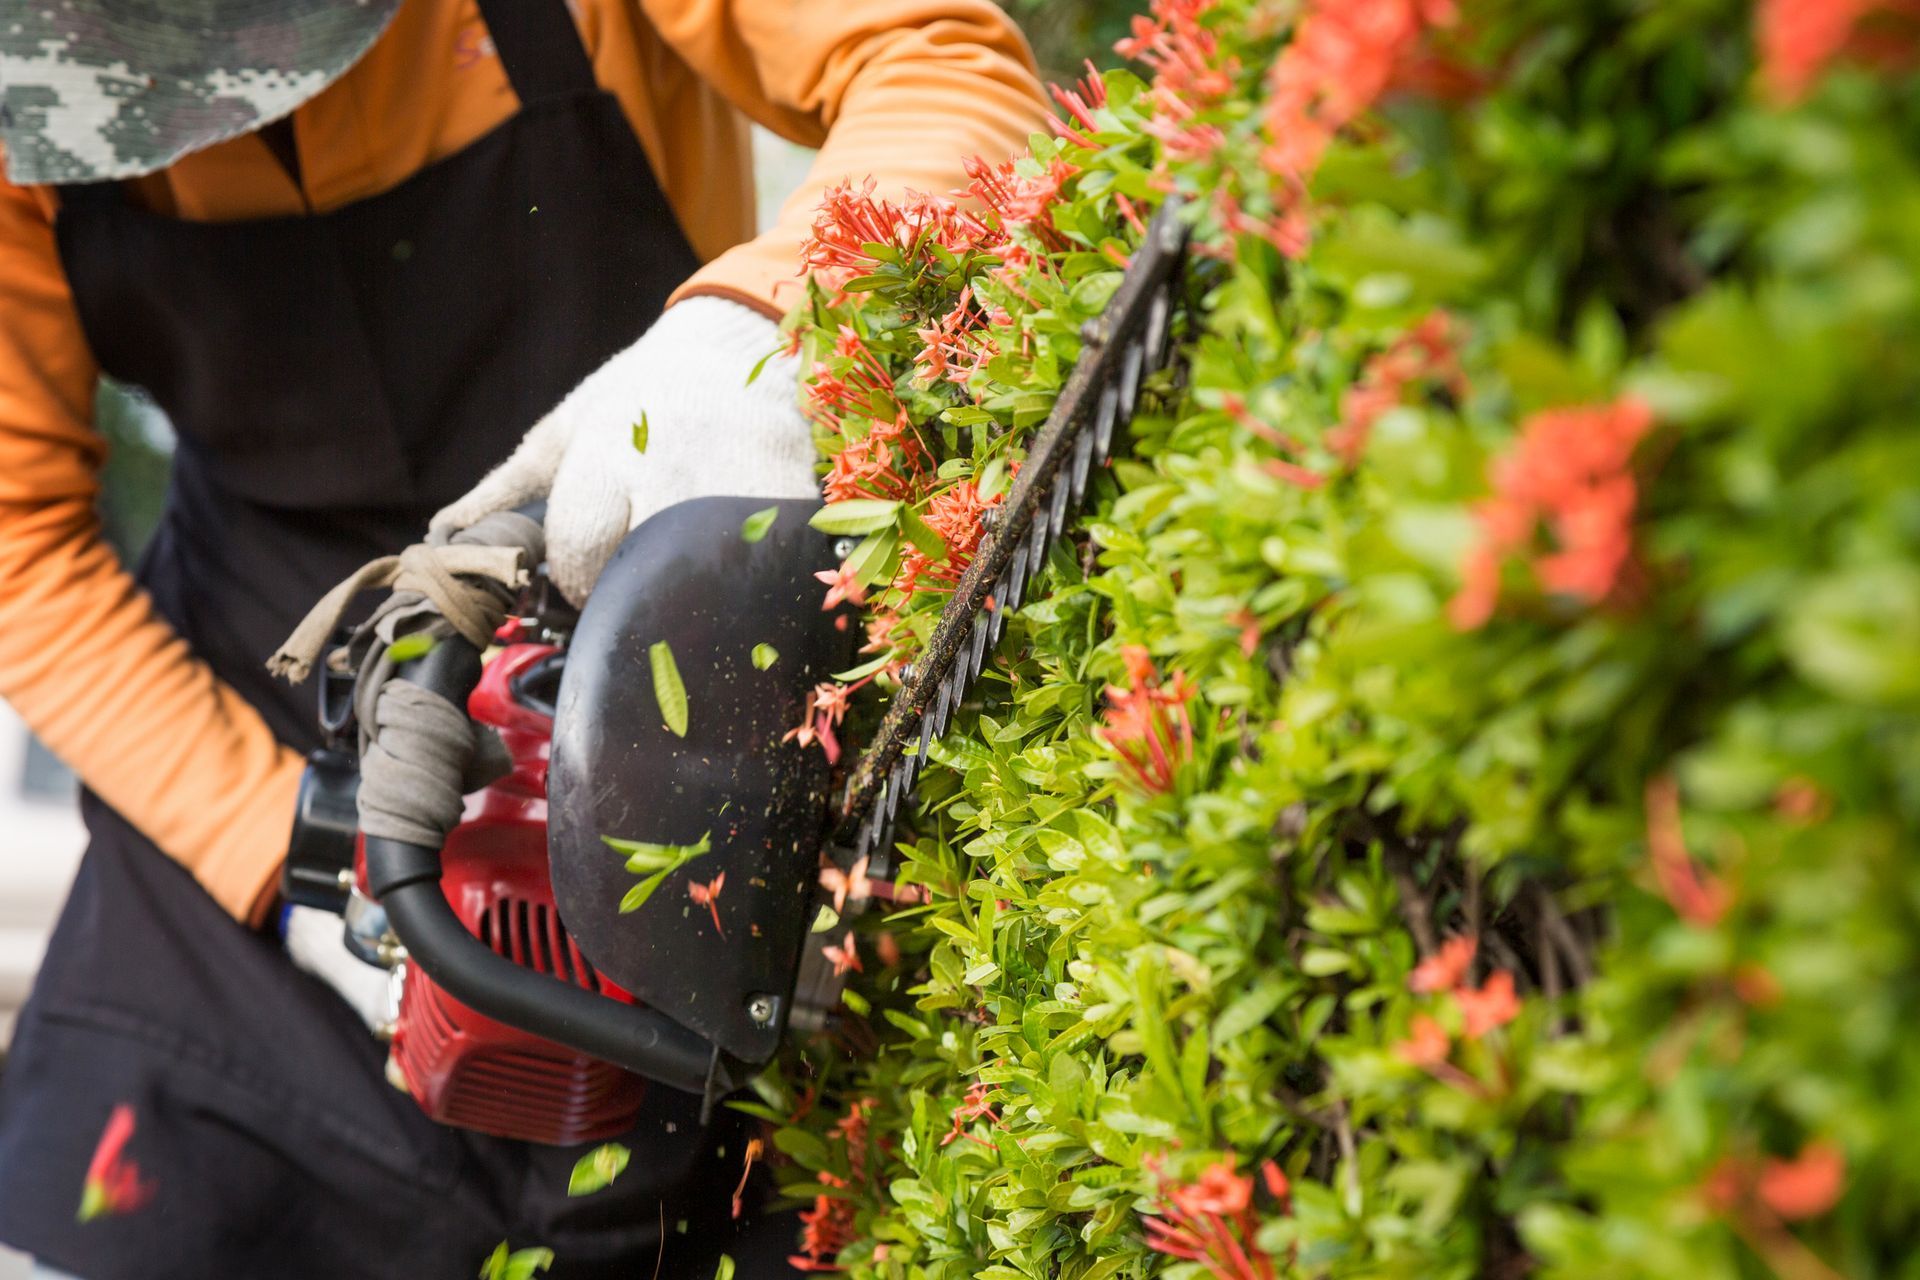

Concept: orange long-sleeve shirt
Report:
left=0, top=0, right=1045, bottom=920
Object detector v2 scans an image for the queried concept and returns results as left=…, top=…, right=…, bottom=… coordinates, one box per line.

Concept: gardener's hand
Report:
left=430, top=297, right=817, bottom=606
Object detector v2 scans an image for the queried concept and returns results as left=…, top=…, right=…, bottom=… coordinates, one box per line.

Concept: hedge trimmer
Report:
left=280, top=199, right=1193, bottom=1136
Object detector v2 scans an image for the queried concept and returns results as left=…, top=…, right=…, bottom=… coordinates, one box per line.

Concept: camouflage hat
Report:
left=0, top=0, right=402, bottom=186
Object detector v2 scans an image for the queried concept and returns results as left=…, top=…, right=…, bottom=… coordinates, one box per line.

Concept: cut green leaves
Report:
left=752, top=642, right=780, bottom=670
left=741, top=506, right=780, bottom=543
left=567, top=1144, right=631, bottom=1197
left=808, top=499, right=901, bottom=536
left=603, top=830, right=711, bottom=914
left=649, top=640, right=688, bottom=737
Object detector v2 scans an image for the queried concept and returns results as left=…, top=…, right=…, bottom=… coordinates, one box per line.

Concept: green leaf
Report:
left=567, top=1143, right=631, bottom=1196
left=632, top=415, right=649, bottom=453
left=741, top=506, right=780, bottom=543
left=385, top=631, right=438, bottom=664
left=751, top=642, right=780, bottom=670
left=602, top=830, right=711, bottom=874
left=714, top=1257, right=736, bottom=1280
left=808, top=499, right=902, bottom=536
left=811, top=904, right=842, bottom=933
left=649, top=640, right=689, bottom=737
left=619, top=866, right=676, bottom=914
left=831, top=652, right=896, bottom=682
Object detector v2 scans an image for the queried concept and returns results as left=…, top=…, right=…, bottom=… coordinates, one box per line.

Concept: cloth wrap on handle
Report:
left=268, top=511, right=546, bottom=848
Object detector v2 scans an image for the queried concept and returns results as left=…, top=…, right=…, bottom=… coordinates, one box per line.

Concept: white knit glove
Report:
left=431, top=297, right=816, bottom=605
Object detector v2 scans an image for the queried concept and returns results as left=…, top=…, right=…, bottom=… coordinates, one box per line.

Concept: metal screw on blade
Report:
left=833, top=537, right=858, bottom=560
left=746, top=994, right=777, bottom=1027
left=900, top=663, right=915, bottom=687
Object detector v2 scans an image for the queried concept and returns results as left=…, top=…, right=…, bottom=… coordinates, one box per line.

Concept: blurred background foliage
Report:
left=763, top=0, right=1920, bottom=1277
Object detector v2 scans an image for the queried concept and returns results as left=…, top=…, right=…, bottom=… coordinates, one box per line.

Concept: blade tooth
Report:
left=1093, top=384, right=1120, bottom=462
left=1049, top=480, right=1071, bottom=539
left=1118, top=340, right=1146, bottom=420
left=968, top=612, right=990, bottom=679
left=989, top=604, right=1008, bottom=648
left=1028, top=511, right=1048, bottom=582
left=934, top=678, right=954, bottom=737
left=874, top=815, right=896, bottom=859
left=855, top=810, right=875, bottom=861
left=1004, top=542, right=1030, bottom=610
left=1143, top=286, right=1172, bottom=371
left=948, top=656, right=971, bottom=709
left=1070, top=425, right=1096, bottom=505
left=902, top=745, right=923, bottom=790
left=916, top=707, right=936, bottom=766
left=885, top=765, right=903, bottom=824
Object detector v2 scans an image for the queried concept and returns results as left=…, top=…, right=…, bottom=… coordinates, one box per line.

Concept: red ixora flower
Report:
left=1326, top=310, right=1466, bottom=466
left=1450, top=396, right=1654, bottom=630
left=688, top=872, right=726, bottom=939
left=1261, top=0, right=1458, bottom=255
left=1142, top=1154, right=1288, bottom=1280
left=1757, top=0, right=1920, bottom=102
left=1100, top=646, right=1197, bottom=794
left=786, top=680, right=859, bottom=765
left=1453, top=970, right=1519, bottom=1038
left=800, top=177, right=999, bottom=290
left=1408, top=934, right=1476, bottom=994
left=78, top=1104, right=155, bottom=1223
left=1705, top=1139, right=1848, bottom=1222
left=788, top=1170, right=858, bottom=1272
left=940, top=1080, right=1002, bottom=1148
left=1643, top=774, right=1733, bottom=927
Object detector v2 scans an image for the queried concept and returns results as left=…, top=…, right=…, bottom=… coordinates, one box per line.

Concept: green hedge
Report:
left=757, top=1, right=1920, bottom=1276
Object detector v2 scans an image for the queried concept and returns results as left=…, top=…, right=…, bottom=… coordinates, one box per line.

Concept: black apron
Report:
left=0, top=3, right=796, bottom=1275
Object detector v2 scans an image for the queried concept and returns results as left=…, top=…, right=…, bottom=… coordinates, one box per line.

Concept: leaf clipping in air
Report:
left=741, top=506, right=780, bottom=543
left=715, top=1256, right=736, bottom=1280
left=385, top=631, right=438, bottom=664
left=632, top=415, right=649, bottom=453
left=567, top=1144, right=631, bottom=1197
left=808, top=498, right=902, bottom=535
left=752, top=642, right=780, bottom=670
left=650, top=640, right=689, bottom=737
left=602, top=830, right=712, bottom=874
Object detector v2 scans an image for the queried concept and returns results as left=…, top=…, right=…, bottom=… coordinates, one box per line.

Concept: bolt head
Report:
left=746, top=994, right=777, bottom=1026
left=833, top=537, right=858, bottom=560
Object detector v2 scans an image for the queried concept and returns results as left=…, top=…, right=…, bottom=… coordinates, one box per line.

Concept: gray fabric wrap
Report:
left=352, top=509, right=547, bottom=847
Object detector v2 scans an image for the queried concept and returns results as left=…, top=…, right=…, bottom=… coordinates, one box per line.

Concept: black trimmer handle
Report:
left=359, top=634, right=729, bottom=1098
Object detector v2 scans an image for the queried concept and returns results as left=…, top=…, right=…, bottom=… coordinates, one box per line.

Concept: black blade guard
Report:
left=548, top=496, right=849, bottom=1066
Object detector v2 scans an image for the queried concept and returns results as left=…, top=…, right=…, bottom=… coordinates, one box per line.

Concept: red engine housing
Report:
left=367, top=642, right=649, bottom=1145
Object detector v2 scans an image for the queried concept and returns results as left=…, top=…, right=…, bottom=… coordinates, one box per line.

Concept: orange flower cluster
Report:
left=1394, top=936, right=1520, bottom=1078
left=1099, top=645, right=1198, bottom=794
left=788, top=1169, right=858, bottom=1272
left=1260, top=0, right=1458, bottom=255
left=801, top=178, right=997, bottom=292
left=1707, top=1141, right=1848, bottom=1221
left=1450, top=396, right=1654, bottom=630
left=1326, top=310, right=1465, bottom=465
left=1142, top=1154, right=1289, bottom=1280
left=1757, top=0, right=1920, bottom=102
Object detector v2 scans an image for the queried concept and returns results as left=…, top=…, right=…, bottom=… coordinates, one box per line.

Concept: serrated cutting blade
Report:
left=834, top=196, right=1191, bottom=847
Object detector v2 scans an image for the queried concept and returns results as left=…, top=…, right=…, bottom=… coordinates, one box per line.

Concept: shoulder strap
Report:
left=55, top=181, right=124, bottom=213
left=474, top=0, right=600, bottom=104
